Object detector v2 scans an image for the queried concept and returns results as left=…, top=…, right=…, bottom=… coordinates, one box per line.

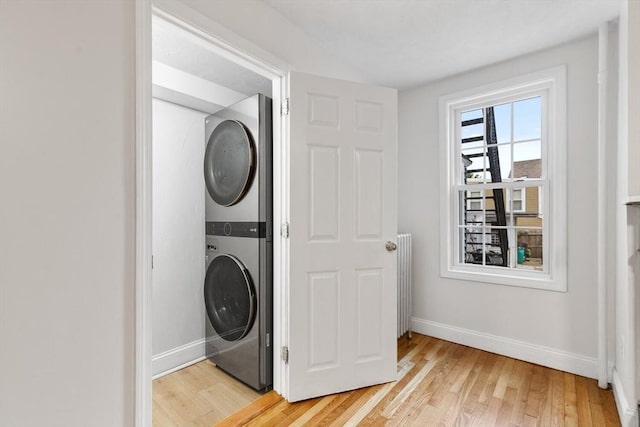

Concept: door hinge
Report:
left=151, top=255, right=154, bottom=269
left=281, top=346, right=289, bottom=364
left=281, top=98, right=289, bottom=116
left=281, top=222, right=290, bottom=239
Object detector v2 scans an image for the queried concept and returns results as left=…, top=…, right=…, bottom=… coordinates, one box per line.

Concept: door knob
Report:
left=385, top=241, right=397, bottom=252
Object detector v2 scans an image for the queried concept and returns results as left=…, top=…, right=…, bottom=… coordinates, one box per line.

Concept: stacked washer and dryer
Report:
left=203, top=94, right=273, bottom=391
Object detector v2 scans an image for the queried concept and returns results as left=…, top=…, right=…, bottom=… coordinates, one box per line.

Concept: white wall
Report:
left=0, top=1, right=135, bottom=426
left=399, top=36, right=602, bottom=377
left=151, top=99, right=207, bottom=376
left=613, top=1, right=640, bottom=425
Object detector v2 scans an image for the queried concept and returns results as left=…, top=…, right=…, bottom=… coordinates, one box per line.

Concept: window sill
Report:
left=441, top=265, right=567, bottom=292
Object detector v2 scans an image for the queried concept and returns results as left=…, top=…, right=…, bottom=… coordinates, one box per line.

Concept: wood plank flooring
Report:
left=153, top=359, right=260, bottom=426
left=153, top=334, right=621, bottom=426
left=217, top=334, right=620, bottom=427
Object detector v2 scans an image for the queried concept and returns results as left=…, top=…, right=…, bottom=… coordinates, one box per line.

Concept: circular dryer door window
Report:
left=204, top=120, right=255, bottom=206
left=204, top=254, right=256, bottom=341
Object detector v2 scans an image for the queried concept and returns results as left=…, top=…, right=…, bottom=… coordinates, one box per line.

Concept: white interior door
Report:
left=286, top=71, right=398, bottom=402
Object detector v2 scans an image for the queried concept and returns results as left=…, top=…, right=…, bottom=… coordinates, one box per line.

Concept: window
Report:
left=511, top=188, right=524, bottom=212
left=439, top=67, right=567, bottom=291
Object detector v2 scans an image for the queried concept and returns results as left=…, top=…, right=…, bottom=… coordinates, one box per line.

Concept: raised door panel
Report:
left=309, top=146, right=340, bottom=242
left=354, top=149, right=383, bottom=240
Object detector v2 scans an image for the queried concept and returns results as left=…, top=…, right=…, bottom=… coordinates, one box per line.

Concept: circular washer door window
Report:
left=204, top=254, right=256, bottom=341
left=204, top=120, right=255, bottom=206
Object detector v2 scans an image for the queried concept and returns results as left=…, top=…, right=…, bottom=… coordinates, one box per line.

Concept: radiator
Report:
left=397, top=233, right=412, bottom=338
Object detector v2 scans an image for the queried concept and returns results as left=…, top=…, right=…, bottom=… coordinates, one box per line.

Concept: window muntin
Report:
left=440, top=67, right=566, bottom=291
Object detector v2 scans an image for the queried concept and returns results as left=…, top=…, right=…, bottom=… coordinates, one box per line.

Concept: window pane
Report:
left=507, top=186, right=538, bottom=215
left=512, top=186, right=543, bottom=220
left=468, top=190, right=482, bottom=211
left=461, top=109, right=482, bottom=121
left=495, top=144, right=512, bottom=181
left=461, top=226, right=508, bottom=267
left=461, top=226, right=484, bottom=265
left=461, top=147, right=486, bottom=184
left=513, top=141, right=541, bottom=179
left=510, top=188, right=523, bottom=212
left=513, top=97, right=541, bottom=141
left=461, top=123, right=483, bottom=140
left=516, top=229, right=543, bottom=271
left=487, top=226, right=507, bottom=267
left=460, top=138, right=484, bottom=150
left=459, top=190, right=484, bottom=225
left=493, top=103, right=511, bottom=144
left=461, top=109, right=484, bottom=149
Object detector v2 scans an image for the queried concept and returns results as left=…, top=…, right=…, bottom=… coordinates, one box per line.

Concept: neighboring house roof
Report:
left=510, top=159, right=541, bottom=179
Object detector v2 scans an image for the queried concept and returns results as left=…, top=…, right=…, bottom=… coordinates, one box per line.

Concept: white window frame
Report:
left=439, top=66, right=567, bottom=291
left=538, top=186, right=544, bottom=219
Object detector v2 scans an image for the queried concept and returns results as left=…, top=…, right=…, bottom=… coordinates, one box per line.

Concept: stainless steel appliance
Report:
left=203, top=94, right=272, bottom=391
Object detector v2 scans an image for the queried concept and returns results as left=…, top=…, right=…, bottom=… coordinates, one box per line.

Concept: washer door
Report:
left=204, top=120, right=255, bottom=206
left=204, top=254, right=256, bottom=341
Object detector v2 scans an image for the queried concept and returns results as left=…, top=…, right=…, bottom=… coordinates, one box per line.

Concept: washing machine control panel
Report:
left=205, top=221, right=266, bottom=238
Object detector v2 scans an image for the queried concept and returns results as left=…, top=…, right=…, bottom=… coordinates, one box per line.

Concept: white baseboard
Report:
left=611, top=368, right=639, bottom=427
left=411, top=317, right=598, bottom=379
left=152, top=338, right=206, bottom=379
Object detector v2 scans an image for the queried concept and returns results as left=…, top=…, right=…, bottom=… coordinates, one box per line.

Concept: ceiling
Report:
left=262, top=0, right=620, bottom=90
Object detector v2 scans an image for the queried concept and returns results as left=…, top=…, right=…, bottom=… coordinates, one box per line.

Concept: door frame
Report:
left=135, top=0, right=291, bottom=424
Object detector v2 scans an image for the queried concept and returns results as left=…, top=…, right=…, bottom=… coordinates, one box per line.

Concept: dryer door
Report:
left=204, top=254, right=256, bottom=341
left=204, top=120, right=255, bottom=206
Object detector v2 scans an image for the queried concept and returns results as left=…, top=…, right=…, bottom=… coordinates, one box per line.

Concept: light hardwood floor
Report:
left=154, top=334, right=621, bottom=426
left=153, top=359, right=260, bottom=426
